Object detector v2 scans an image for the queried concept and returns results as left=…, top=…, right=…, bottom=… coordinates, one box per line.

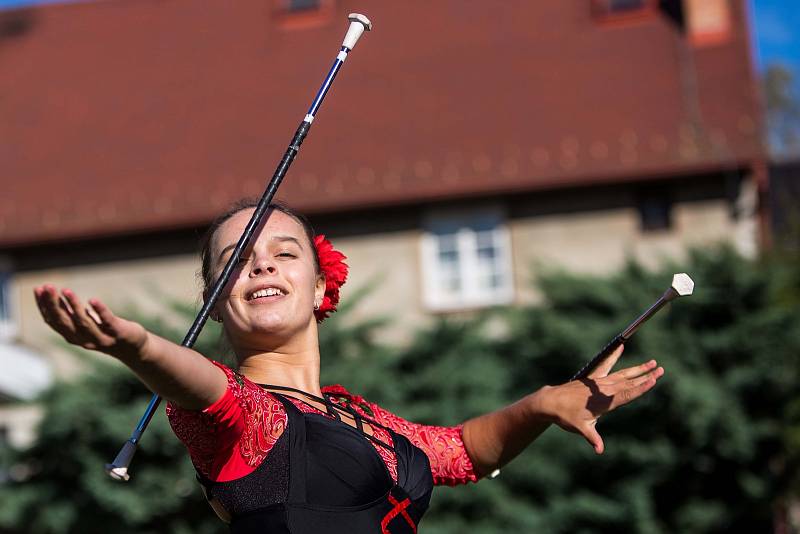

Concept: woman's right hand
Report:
left=34, top=285, right=227, bottom=409
left=34, top=285, right=149, bottom=362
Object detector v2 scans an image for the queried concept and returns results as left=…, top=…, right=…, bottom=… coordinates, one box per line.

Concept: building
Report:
left=770, top=158, right=800, bottom=250
left=0, top=0, right=766, bottom=435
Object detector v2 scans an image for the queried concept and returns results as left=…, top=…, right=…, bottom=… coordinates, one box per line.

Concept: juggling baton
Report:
left=106, top=14, right=373, bottom=481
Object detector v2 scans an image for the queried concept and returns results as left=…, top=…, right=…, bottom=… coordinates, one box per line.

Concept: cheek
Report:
left=289, top=267, right=319, bottom=297
left=212, top=268, right=247, bottom=303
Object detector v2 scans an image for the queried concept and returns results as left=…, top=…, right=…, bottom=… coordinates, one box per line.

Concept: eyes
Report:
left=236, top=250, right=297, bottom=264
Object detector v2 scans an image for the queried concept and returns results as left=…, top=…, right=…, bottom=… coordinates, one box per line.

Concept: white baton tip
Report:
left=348, top=13, right=372, bottom=31
left=106, top=466, right=130, bottom=481
left=671, top=273, right=694, bottom=296
left=342, top=13, right=372, bottom=50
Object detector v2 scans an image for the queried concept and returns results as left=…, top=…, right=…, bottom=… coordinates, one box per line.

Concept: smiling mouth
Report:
left=247, top=287, right=286, bottom=301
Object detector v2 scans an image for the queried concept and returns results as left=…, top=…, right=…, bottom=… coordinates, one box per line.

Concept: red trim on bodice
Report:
left=166, top=362, right=476, bottom=485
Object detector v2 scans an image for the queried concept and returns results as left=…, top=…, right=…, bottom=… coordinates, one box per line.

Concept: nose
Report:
left=249, top=255, right=276, bottom=277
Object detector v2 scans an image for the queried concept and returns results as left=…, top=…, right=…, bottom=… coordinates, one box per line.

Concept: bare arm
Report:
left=461, top=346, right=663, bottom=477
left=34, top=285, right=227, bottom=410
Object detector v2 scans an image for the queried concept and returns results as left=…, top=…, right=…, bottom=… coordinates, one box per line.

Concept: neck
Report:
left=235, top=337, right=322, bottom=397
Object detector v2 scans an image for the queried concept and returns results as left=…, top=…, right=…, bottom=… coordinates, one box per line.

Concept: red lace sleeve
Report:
left=372, top=407, right=478, bottom=486
left=166, top=362, right=288, bottom=482
left=323, top=386, right=478, bottom=486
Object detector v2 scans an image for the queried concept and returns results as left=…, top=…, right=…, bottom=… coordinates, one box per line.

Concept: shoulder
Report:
left=167, top=361, right=290, bottom=480
left=166, top=361, right=291, bottom=433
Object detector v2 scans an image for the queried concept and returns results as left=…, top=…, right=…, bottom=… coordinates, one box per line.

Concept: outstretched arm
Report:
left=461, top=346, right=663, bottom=478
left=34, top=284, right=227, bottom=410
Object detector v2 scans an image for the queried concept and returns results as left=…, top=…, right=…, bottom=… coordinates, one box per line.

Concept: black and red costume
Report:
left=167, top=362, right=477, bottom=533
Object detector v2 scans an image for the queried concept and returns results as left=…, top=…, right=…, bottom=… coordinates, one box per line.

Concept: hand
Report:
left=34, top=285, right=149, bottom=361
left=538, top=345, right=664, bottom=454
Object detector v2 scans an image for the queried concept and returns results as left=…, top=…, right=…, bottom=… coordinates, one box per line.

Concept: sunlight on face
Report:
left=209, top=208, right=325, bottom=350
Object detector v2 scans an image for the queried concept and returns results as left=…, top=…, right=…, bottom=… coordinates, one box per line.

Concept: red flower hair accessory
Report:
left=314, top=234, right=348, bottom=322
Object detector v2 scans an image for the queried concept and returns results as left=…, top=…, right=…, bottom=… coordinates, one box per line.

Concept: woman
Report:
left=34, top=200, right=664, bottom=533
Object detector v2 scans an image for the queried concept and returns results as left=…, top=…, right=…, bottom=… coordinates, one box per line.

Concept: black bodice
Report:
left=198, top=390, right=434, bottom=533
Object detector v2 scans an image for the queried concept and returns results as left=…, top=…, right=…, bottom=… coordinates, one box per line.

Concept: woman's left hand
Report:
left=536, top=345, right=664, bottom=454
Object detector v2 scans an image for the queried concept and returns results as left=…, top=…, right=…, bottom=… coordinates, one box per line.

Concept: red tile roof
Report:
left=0, top=0, right=764, bottom=246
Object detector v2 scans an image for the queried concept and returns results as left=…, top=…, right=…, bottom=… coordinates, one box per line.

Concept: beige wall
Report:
left=511, top=182, right=757, bottom=304
left=13, top=255, right=202, bottom=378
left=9, top=176, right=759, bottom=377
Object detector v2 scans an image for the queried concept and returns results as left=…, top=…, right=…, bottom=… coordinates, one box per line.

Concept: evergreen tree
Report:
left=322, top=247, right=800, bottom=533
left=1, top=247, right=797, bottom=533
left=0, top=306, right=227, bottom=534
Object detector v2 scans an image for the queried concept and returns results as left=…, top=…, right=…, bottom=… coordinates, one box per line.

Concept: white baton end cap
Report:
left=106, top=465, right=131, bottom=482
left=342, top=13, right=372, bottom=50
left=671, top=273, right=694, bottom=296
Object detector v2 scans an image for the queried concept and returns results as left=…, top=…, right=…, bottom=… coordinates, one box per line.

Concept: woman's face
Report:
left=208, top=208, right=325, bottom=349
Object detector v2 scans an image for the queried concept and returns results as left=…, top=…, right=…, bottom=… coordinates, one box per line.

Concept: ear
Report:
left=314, top=273, right=326, bottom=306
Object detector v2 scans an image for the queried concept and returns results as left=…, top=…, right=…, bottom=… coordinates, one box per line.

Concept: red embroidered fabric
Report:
left=166, top=362, right=287, bottom=482
left=167, top=364, right=476, bottom=486
left=323, top=386, right=478, bottom=486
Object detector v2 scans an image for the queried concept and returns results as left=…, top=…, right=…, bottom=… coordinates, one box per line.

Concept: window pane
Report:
left=477, top=246, right=496, bottom=261
left=437, top=233, right=460, bottom=271
left=439, top=250, right=459, bottom=269
left=490, top=273, right=504, bottom=289
left=438, top=233, right=458, bottom=253
left=609, top=0, right=646, bottom=11
left=439, top=274, right=461, bottom=293
left=475, top=230, right=496, bottom=249
left=288, top=0, right=319, bottom=11
left=638, top=194, right=672, bottom=231
left=0, top=272, right=9, bottom=321
left=437, top=244, right=461, bottom=294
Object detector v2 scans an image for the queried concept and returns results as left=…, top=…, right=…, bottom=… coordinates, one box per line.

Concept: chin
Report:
left=252, top=311, right=311, bottom=338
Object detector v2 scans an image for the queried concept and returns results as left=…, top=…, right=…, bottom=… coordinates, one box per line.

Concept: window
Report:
left=0, top=270, right=14, bottom=341
left=287, top=0, right=319, bottom=12
left=592, top=0, right=656, bottom=22
left=273, top=0, right=333, bottom=30
left=607, top=0, right=647, bottom=11
left=420, top=208, right=514, bottom=311
left=638, top=192, right=672, bottom=232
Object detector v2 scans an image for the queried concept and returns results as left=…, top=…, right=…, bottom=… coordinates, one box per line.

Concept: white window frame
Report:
left=419, top=206, right=514, bottom=312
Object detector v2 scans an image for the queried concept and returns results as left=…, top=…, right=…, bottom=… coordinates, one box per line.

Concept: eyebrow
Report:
left=216, top=235, right=304, bottom=263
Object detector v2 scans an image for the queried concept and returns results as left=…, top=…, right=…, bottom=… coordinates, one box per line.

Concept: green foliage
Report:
left=0, top=315, right=227, bottom=534
left=1, top=247, right=798, bottom=533
left=322, top=246, right=800, bottom=534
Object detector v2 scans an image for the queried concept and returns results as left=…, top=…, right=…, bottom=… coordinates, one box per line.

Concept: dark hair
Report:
left=199, top=198, right=319, bottom=292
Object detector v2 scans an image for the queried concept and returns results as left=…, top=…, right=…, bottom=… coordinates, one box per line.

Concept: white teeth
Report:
left=250, top=287, right=284, bottom=300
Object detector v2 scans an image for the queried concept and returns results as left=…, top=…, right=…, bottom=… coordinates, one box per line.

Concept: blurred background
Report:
left=0, top=1, right=798, bottom=533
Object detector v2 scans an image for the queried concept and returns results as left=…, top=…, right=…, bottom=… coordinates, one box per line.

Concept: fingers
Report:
left=61, top=289, right=102, bottom=335
left=582, top=423, right=605, bottom=455
left=610, top=359, right=658, bottom=381
left=34, top=285, right=114, bottom=349
left=587, top=344, right=624, bottom=379
left=609, top=366, right=664, bottom=411
left=35, top=285, right=79, bottom=341
left=87, top=298, right=119, bottom=337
